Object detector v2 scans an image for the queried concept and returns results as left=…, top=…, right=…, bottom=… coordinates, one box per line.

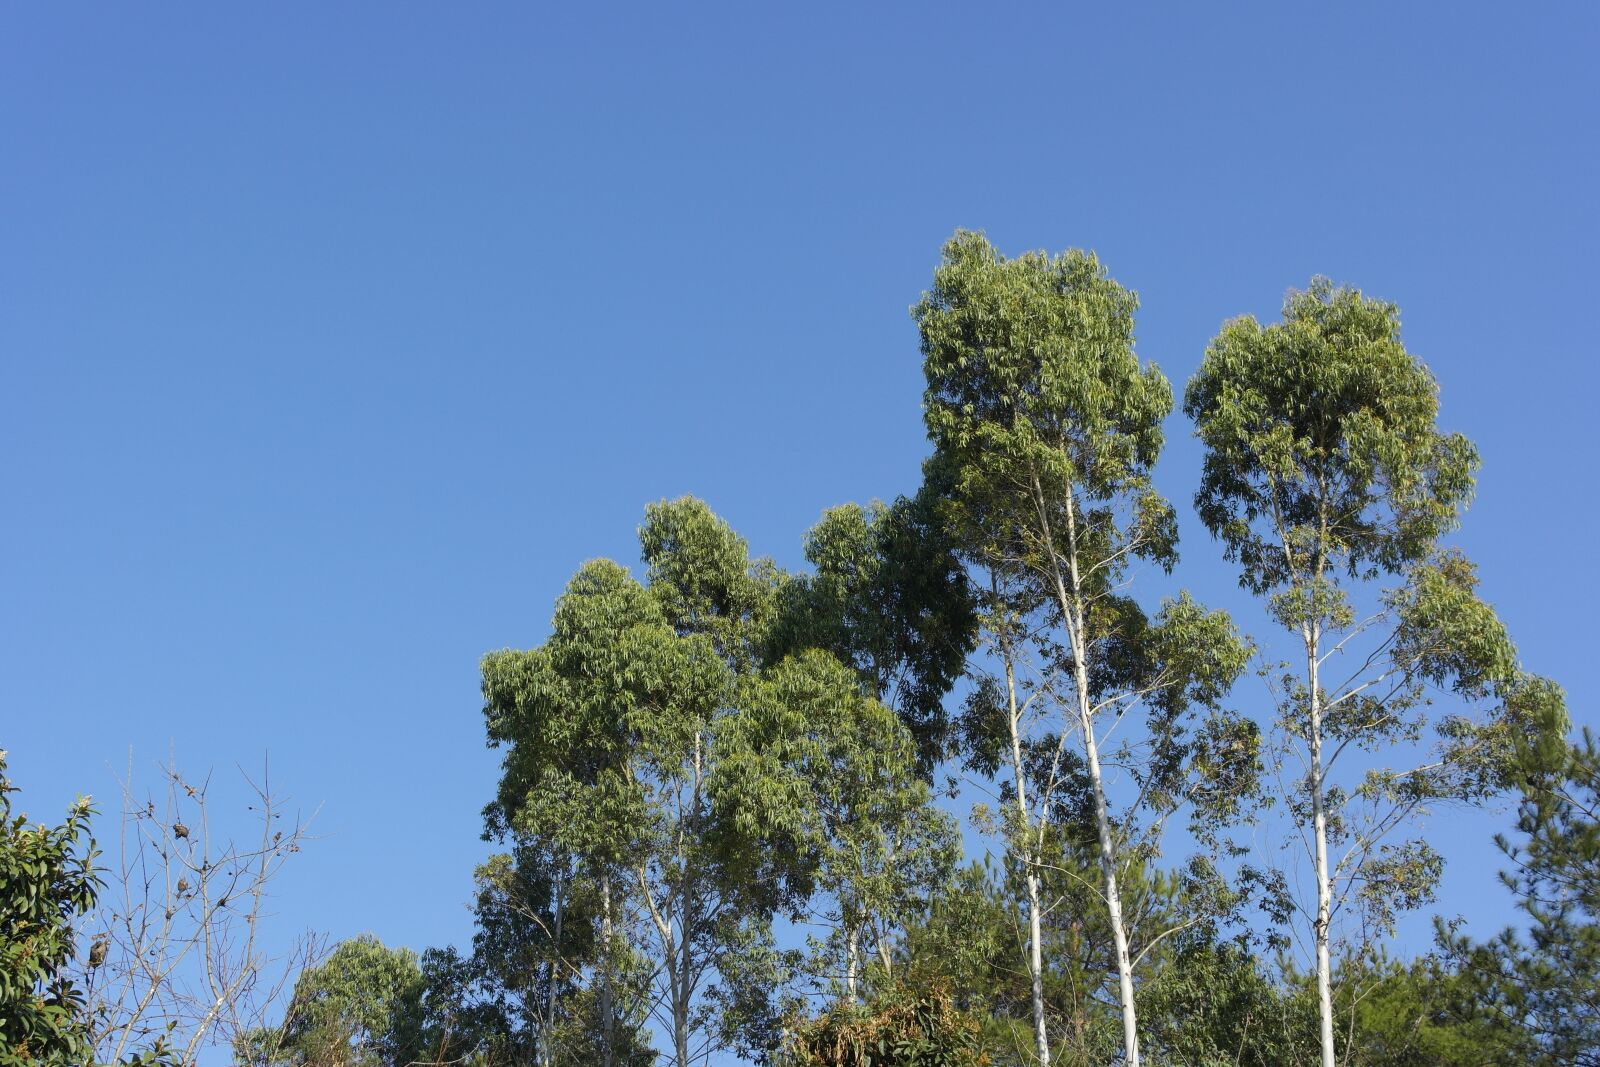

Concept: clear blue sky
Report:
left=4, top=0, right=1596, bottom=1044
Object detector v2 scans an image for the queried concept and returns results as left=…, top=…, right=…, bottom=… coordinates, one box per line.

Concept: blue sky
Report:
left=3, top=0, right=1596, bottom=1053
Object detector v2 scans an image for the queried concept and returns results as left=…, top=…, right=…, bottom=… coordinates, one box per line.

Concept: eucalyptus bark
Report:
left=997, top=604, right=1051, bottom=1067
left=1040, top=484, right=1140, bottom=1067
left=600, top=874, right=617, bottom=1067
left=1306, top=624, right=1336, bottom=1067
left=1289, top=489, right=1336, bottom=1067
left=671, top=732, right=705, bottom=1067
left=844, top=923, right=860, bottom=1005
left=540, top=871, right=565, bottom=1067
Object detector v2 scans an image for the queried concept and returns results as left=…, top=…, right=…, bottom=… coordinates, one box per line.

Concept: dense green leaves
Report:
left=918, top=231, right=1171, bottom=517
left=0, top=754, right=172, bottom=1067
left=1185, top=279, right=1477, bottom=596
left=781, top=983, right=989, bottom=1067
left=766, top=494, right=977, bottom=773
left=721, top=650, right=958, bottom=999
left=240, top=936, right=425, bottom=1067
left=1440, top=719, right=1598, bottom=1066
left=0, top=752, right=101, bottom=1067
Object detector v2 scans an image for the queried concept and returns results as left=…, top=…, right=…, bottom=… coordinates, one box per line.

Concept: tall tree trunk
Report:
left=1024, top=868, right=1050, bottom=1067
left=845, top=923, right=860, bottom=1005
left=540, top=869, right=566, bottom=1067
left=1073, top=683, right=1139, bottom=1067
left=998, top=613, right=1052, bottom=1067
left=1043, top=484, right=1140, bottom=1067
left=1306, top=624, right=1336, bottom=1067
left=600, top=874, right=617, bottom=1067
left=673, top=732, right=704, bottom=1067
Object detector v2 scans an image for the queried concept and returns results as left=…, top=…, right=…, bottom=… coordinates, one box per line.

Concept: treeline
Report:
left=5, top=233, right=1594, bottom=1066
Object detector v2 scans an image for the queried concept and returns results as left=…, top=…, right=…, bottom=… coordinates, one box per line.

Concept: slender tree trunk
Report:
left=999, top=618, right=1051, bottom=1067
left=598, top=876, right=614, bottom=1067
left=1073, top=688, right=1139, bottom=1067
left=600, top=874, right=617, bottom=1067
left=672, top=733, right=704, bottom=1067
left=1045, top=485, right=1140, bottom=1067
left=1024, top=869, right=1050, bottom=1067
left=845, top=923, right=860, bottom=1005
left=540, top=870, right=566, bottom=1067
left=1306, top=624, right=1336, bottom=1067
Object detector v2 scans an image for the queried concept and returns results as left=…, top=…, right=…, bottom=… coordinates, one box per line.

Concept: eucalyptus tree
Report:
left=410, top=844, right=620, bottom=1066
left=719, top=649, right=959, bottom=1004
left=1184, top=279, right=1555, bottom=1067
left=482, top=497, right=807, bottom=1067
left=260, top=935, right=425, bottom=1067
left=632, top=496, right=806, bottom=1065
left=916, top=231, right=1257, bottom=1067
left=765, top=491, right=978, bottom=774
left=481, top=559, right=663, bottom=1066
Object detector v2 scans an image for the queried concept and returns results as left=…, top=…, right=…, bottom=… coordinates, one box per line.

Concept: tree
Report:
left=916, top=231, right=1257, bottom=1066
left=780, top=982, right=989, bottom=1067
left=765, top=493, right=978, bottom=775
left=79, top=757, right=319, bottom=1067
left=410, top=841, right=660, bottom=1067
left=1440, top=706, right=1596, bottom=1065
left=482, top=498, right=811, bottom=1067
left=481, top=555, right=667, bottom=1067
left=415, top=846, right=596, bottom=1065
left=1326, top=950, right=1524, bottom=1067
left=241, top=935, right=424, bottom=1067
left=1, top=750, right=107, bottom=1067
left=1136, top=938, right=1314, bottom=1067
left=719, top=649, right=959, bottom=1004
left=1184, top=278, right=1551, bottom=1067
left=0, top=750, right=170, bottom=1067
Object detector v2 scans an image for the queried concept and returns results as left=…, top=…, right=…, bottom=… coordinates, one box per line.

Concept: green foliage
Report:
left=1329, top=952, right=1523, bottom=1067
left=766, top=492, right=978, bottom=773
left=1185, top=278, right=1544, bottom=961
left=483, top=498, right=830, bottom=1065
left=916, top=231, right=1259, bottom=1067
left=0, top=752, right=171, bottom=1067
left=243, top=935, right=425, bottom=1067
left=781, top=983, right=989, bottom=1067
left=1137, top=941, right=1315, bottom=1067
left=1, top=751, right=101, bottom=1067
left=1440, top=719, right=1598, bottom=1066
left=1184, top=278, right=1476, bottom=597
left=720, top=649, right=959, bottom=997
left=917, top=230, right=1172, bottom=534
left=916, top=231, right=1259, bottom=855
left=899, top=859, right=1254, bottom=1067
left=640, top=495, right=773, bottom=669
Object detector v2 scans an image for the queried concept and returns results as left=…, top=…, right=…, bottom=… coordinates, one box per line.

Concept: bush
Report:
left=782, top=983, right=989, bottom=1067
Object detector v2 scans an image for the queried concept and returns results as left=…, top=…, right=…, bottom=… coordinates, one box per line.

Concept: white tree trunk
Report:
left=1001, top=635, right=1052, bottom=1067
left=1307, top=626, right=1336, bottom=1067
left=540, top=871, right=565, bottom=1067
left=1049, top=487, right=1141, bottom=1067
left=1076, top=696, right=1140, bottom=1067
left=845, top=923, right=860, bottom=1004
left=600, top=874, right=617, bottom=1067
